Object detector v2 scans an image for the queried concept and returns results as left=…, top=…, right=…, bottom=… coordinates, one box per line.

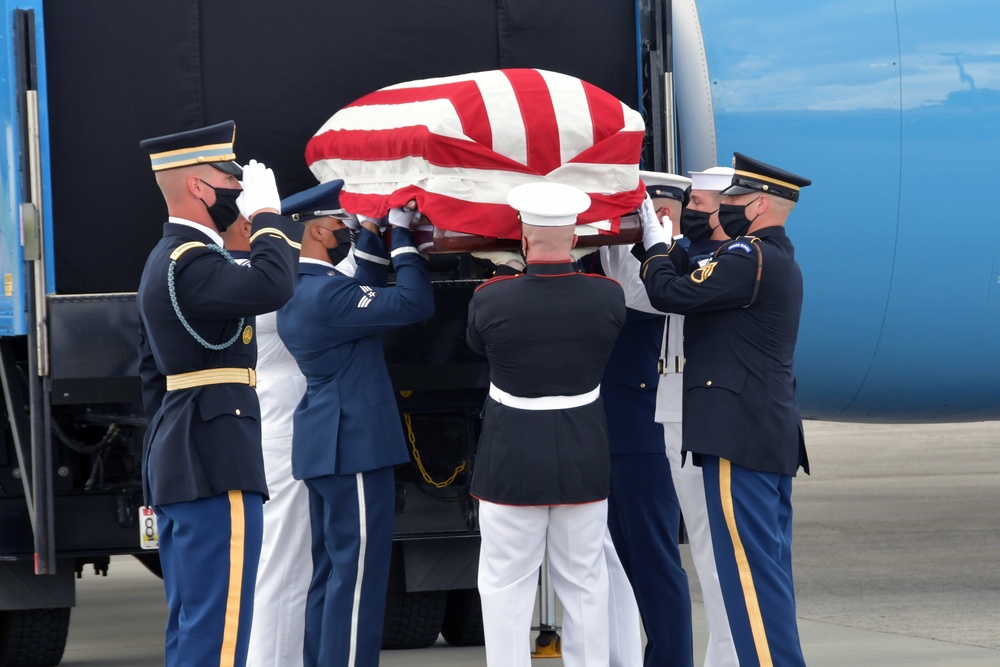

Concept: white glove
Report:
left=357, top=214, right=387, bottom=231
left=388, top=205, right=418, bottom=229
left=471, top=250, right=524, bottom=268
left=341, top=213, right=360, bottom=231
left=236, top=159, right=281, bottom=220
left=640, top=195, right=671, bottom=250
left=413, top=221, right=435, bottom=254
left=570, top=246, right=598, bottom=262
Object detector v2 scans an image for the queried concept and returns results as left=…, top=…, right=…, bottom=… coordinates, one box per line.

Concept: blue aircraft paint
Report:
left=695, top=0, right=1000, bottom=421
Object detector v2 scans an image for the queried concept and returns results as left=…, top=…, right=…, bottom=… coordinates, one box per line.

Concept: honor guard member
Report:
left=276, top=187, right=434, bottom=667
left=638, top=153, right=812, bottom=667
left=660, top=167, right=740, bottom=667
left=684, top=166, right=735, bottom=264
left=220, top=204, right=344, bottom=667
left=592, top=171, right=695, bottom=667
left=136, top=121, right=302, bottom=667
left=467, top=182, right=626, bottom=667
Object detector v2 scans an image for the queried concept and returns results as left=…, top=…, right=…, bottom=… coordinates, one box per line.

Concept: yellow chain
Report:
left=403, top=412, right=467, bottom=489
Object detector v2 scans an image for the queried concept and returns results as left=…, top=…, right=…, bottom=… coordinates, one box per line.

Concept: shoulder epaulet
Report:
left=249, top=226, right=302, bottom=250
left=169, top=241, right=207, bottom=262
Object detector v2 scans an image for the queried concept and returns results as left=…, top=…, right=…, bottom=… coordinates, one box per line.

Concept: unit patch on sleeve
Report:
left=727, top=241, right=753, bottom=254
left=357, top=285, right=378, bottom=308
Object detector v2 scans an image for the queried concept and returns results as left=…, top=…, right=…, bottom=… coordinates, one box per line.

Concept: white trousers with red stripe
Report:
left=478, top=499, right=610, bottom=667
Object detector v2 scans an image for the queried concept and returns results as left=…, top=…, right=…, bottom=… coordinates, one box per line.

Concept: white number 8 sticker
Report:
left=139, top=506, right=159, bottom=550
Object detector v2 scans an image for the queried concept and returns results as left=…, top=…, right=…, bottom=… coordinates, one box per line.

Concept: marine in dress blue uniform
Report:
left=276, top=187, right=434, bottom=667
left=136, top=121, right=302, bottom=667
left=638, top=153, right=812, bottom=667
left=468, top=182, right=626, bottom=667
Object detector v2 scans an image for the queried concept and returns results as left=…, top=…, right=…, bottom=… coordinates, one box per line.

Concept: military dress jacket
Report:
left=640, top=226, right=809, bottom=476
left=137, top=215, right=302, bottom=506
left=277, top=227, right=434, bottom=480
left=467, top=262, right=626, bottom=505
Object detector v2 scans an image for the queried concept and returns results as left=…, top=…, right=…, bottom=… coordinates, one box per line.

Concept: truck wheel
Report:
left=440, top=587, right=485, bottom=646
left=381, top=548, right=446, bottom=649
left=0, top=607, right=71, bottom=667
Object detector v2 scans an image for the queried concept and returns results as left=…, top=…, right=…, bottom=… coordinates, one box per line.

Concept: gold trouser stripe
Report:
left=220, top=490, right=245, bottom=667
left=249, top=227, right=302, bottom=250
left=165, top=368, right=256, bottom=391
left=169, top=241, right=207, bottom=261
left=719, top=458, right=773, bottom=667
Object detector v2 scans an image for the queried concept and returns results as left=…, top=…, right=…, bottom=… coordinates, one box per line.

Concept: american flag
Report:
left=305, top=68, right=646, bottom=240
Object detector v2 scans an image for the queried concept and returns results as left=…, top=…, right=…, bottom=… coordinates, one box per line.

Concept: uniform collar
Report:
left=299, top=258, right=338, bottom=276
left=525, top=261, right=578, bottom=275
left=166, top=216, right=224, bottom=246
left=743, top=225, right=787, bottom=240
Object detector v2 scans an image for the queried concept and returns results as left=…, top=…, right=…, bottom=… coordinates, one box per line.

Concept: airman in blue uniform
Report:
left=276, top=185, right=434, bottom=667
left=589, top=171, right=695, bottom=667
left=137, top=120, right=302, bottom=667
left=639, top=153, right=812, bottom=667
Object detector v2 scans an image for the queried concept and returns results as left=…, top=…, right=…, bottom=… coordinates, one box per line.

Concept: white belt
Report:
left=488, top=383, right=600, bottom=411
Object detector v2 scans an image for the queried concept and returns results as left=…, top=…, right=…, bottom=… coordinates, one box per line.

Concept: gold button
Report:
left=235, top=408, right=241, bottom=415
left=706, top=380, right=712, bottom=386
left=639, top=383, right=646, bottom=389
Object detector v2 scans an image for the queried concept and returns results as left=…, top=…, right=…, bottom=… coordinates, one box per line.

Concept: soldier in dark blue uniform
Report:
left=588, top=171, right=695, bottom=667
left=136, top=121, right=303, bottom=667
left=468, top=182, right=626, bottom=667
left=638, top=153, right=811, bottom=667
left=276, top=185, right=434, bottom=667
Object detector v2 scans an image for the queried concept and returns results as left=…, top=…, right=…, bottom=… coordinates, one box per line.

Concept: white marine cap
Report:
left=507, top=182, right=591, bottom=227
left=638, top=170, right=691, bottom=202
left=689, top=166, right=736, bottom=193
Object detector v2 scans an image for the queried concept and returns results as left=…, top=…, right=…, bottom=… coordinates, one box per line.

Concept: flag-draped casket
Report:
left=305, top=68, right=646, bottom=245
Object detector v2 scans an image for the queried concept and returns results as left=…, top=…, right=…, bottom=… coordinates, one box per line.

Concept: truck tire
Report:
left=440, top=587, right=485, bottom=646
left=0, top=607, right=71, bottom=667
left=381, top=548, right=446, bottom=650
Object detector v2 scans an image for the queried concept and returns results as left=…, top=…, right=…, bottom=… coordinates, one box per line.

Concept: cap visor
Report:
left=719, top=184, right=757, bottom=197
left=210, top=161, right=243, bottom=177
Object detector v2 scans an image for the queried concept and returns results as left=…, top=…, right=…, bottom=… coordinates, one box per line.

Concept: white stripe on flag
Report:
left=311, top=156, right=640, bottom=203
left=538, top=70, right=593, bottom=165
left=620, top=102, right=647, bottom=132
left=477, top=70, right=527, bottom=166
left=316, top=99, right=467, bottom=140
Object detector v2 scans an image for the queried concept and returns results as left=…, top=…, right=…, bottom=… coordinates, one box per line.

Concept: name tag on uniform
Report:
left=139, top=506, right=159, bottom=550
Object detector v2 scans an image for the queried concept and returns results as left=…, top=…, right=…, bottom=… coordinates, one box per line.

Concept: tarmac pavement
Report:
left=60, top=420, right=1000, bottom=666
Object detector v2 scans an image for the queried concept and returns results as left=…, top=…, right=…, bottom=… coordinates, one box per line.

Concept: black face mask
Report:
left=718, top=199, right=760, bottom=238
left=680, top=208, right=715, bottom=243
left=200, top=180, right=242, bottom=232
left=327, top=228, right=354, bottom=266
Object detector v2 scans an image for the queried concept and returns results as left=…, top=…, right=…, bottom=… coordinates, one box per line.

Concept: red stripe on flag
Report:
left=582, top=81, right=625, bottom=145
left=503, top=69, right=562, bottom=175
left=566, top=130, right=646, bottom=165
left=344, top=81, right=493, bottom=149
left=306, top=127, right=530, bottom=173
